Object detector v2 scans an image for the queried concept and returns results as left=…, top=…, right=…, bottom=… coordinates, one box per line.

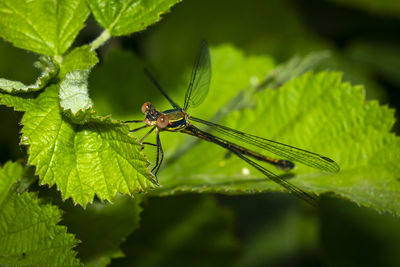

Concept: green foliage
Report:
left=88, top=0, right=182, bottom=36
left=0, top=162, right=80, bottom=266
left=60, top=70, right=93, bottom=114
left=155, top=67, right=400, bottom=216
left=1, top=84, right=154, bottom=206
left=0, top=0, right=399, bottom=265
left=0, top=0, right=182, bottom=207
left=60, top=45, right=99, bottom=78
left=0, top=0, right=89, bottom=55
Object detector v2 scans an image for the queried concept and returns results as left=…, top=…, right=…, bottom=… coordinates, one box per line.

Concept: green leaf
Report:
left=60, top=45, right=99, bottom=78
left=61, top=195, right=142, bottom=267
left=114, top=195, right=240, bottom=267
left=0, top=85, right=155, bottom=207
left=0, top=0, right=89, bottom=55
left=87, top=0, right=182, bottom=36
left=0, top=162, right=80, bottom=266
left=0, top=162, right=23, bottom=204
left=59, top=45, right=100, bottom=123
left=0, top=56, right=58, bottom=93
left=148, top=48, right=399, bottom=215
left=60, top=69, right=93, bottom=114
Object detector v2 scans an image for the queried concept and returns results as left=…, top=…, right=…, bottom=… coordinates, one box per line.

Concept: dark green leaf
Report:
left=0, top=162, right=80, bottom=266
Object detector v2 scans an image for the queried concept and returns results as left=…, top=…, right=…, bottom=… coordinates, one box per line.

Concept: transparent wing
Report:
left=234, top=151, right=318, bottom=206
left=190, top=116, right=340, bottom=173
left=144, top=68, right=181, bottom=109
left=182, top=124, right=318, bottom=206
left=184, top=41, right=212, bottom=111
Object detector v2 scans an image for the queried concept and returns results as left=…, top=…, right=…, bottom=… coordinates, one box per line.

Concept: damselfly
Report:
left=126, top=41, right=339, bottom=206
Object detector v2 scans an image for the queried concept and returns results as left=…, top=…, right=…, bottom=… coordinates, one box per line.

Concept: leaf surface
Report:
left=0, top=162, right=80, bottom=266
left=148, top=47, right=400, bottom=216
left=88, top=0, right=181, bottom=36
left=0, top=0, right=89, bottom=55
left=0, top=85, right=155, bottom=207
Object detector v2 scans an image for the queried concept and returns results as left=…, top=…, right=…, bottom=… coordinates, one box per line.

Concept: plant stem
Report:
left=90, top=29, right=111, bottom=51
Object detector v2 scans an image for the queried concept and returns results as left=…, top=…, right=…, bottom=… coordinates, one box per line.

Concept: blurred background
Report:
left=1, top=0, right=400, bottom=266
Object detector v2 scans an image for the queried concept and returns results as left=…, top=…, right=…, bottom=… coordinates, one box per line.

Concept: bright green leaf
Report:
left=0, top=162, right=80, bottom=266
left=61, top=195, right=142, bottom=267
left=59, top=46, right=100, bottom=123
left=0, top=56, right=58, bottom=93
left=87, top=0, right=181, bottom=36
left=149, top=48, right=399, bottom=216
left=60, top=45, right=99, bottom=78
left=60, top=69, right=93, bottom=114
left=0, top=0, right=89, bottom=55
left=0, top=85, right=155, bottom=207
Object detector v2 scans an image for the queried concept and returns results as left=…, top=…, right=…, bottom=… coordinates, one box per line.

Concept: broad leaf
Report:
left=0, top=0, right=90, bottom=55
left=0, top=162, right=80, bottom=266
left=60, top=45, right=99, bottom=78
left=60, top=70, right=93, bottom=114
left=88, top=0, right=181, bottom=36
left=0, top=85, right=155, bottom=207
left=151, top=54, right=399, bottom=215
left=59, top=45, right=100, bottom=123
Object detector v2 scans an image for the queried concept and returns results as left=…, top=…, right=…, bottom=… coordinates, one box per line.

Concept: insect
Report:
left=125, top=41, right=340, bottom=206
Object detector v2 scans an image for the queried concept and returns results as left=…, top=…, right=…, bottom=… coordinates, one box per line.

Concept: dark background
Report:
left=1, top=0, right=399, bottom=266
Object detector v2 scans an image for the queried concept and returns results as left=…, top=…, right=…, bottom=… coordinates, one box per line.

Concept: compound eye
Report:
left=156, top=114, right=169, bottom=128
left=141, top=102, right=152, bottom=114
